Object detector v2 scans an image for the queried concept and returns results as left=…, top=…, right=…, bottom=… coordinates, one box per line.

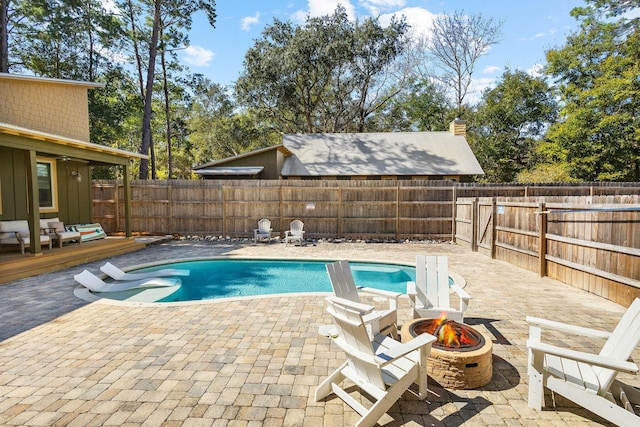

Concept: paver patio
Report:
left=0, top=239, right=637, bottom=426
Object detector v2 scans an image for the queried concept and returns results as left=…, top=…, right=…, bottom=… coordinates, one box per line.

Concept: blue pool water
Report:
left=127, top=259, right=416, bottom=302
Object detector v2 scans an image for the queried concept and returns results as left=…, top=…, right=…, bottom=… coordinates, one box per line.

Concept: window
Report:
left=36, top=158, right=58, bottom=213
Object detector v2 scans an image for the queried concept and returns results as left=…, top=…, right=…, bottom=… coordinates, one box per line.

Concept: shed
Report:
left=193, top=120, right=483, bottom=181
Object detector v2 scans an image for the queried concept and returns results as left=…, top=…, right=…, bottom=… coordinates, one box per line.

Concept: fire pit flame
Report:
left=409, top=314, right=485, bottom=352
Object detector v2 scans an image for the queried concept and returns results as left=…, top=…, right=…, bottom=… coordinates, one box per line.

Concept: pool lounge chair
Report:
left=100, top=262, right=190, bottom=281
left=74, top=270, right=181, bottom=293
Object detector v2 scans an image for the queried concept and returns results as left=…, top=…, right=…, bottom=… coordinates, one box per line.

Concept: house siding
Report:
left=0, top=146, right=91, bottom=223
left=0, top=79, right=91, bottom=141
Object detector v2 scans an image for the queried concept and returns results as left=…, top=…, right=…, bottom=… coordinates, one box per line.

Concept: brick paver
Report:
left=0, top=239, right=637, bottom=426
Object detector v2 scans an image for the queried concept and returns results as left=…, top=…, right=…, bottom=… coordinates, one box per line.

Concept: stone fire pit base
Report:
left=401, top=318, right=493, bottom=390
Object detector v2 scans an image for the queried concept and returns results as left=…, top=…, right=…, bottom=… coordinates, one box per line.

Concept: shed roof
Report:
left=193, top=166, right=264, bottom=176
left=281, top=132, right=484, bottom=176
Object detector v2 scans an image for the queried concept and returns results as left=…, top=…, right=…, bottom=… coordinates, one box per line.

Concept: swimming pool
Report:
left=79, top=258, right=417, bottom=303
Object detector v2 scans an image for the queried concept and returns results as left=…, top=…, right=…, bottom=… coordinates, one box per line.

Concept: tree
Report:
left=469, top=69, right=557, bottom=182
left=370, top=77, right=451, bottom=131
left=427, top=10, right=502, bottom=116
left=236, top=6, right=409, bottom=134
left=188, top=77, right=279, bottom=163
left=118, top=0, right=217, bottom=179
left=545, top=0, right=639, bottom=181
left=12, top=0, right=124, bottom=80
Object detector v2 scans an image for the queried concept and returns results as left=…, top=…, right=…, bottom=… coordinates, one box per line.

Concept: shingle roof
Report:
left=281, top=132, right=484, bottom=176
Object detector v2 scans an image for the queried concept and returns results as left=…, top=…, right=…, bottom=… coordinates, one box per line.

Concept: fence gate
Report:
left=476, top=199, right=495, bottom=257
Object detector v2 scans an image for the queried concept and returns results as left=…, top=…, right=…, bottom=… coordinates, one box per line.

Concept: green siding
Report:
left=0, top=146, right=91, bottom=223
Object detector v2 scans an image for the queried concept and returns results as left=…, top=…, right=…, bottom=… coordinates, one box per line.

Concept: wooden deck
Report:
left=0, top=237, right=146, bottom=284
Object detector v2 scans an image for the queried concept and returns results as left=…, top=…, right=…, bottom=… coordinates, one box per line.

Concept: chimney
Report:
left=449, top=119, right=466, bottom=136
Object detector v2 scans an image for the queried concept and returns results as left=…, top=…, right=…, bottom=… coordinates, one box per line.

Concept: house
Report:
left=0, top=73, right=146, bottom=255
left=193, top=120, right=484, bottom=181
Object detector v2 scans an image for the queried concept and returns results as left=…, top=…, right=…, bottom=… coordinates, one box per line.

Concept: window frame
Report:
left=36, top=157, right=58, bottom=213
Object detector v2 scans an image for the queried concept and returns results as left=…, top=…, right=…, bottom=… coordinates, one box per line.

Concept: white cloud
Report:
left=467, top=76, right=496, bottom=105
left=519, top=28, right=557, bottom=41
left=483, top=65, right=501, bottom=74
left=241, top=12, right=261, bottom=31
left=100, top=0, right=117, bottom=13
left=527, top=63, right=544, bottom=78
left=305, top=0, right=356, bottom=20
left=361, top=0, right=406, bottom=16
left=379, top=7, right=437, bottom=39
left=182, top=46, right=215, bottom=67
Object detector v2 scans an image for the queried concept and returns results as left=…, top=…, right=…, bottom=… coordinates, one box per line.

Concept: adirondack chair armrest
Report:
left=450, top=284, right=471, bottom=302
left=375, top=333, right=436, bottom=362
left=326, top=296, right=375, bottom=314
left=526, top=316, right=612, bottom=339
left=406, top=281, right=416, bottom=295
left=357, top=286, right=401, bottom=299
left=527, top=340, right=639, bottom=374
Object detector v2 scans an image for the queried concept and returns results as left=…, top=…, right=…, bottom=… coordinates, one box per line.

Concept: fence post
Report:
left=395, top=185, right=399, bottom=241
left=471, top=197, right=478, bottom=252
left=337, top=186, right=342, bottom=238
left=114, top=180, right=120, bottom=233
left=222, top=184, right=226, bottom=238
left=168, top=180, right=173, bottom=235
left=538, top=202, right=547, bottom=277
left=491, top=198, right=497, bottom=259
left=451, top=186, right=457, bottom=242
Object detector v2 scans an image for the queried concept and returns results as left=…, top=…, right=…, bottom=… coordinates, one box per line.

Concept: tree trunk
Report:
left=139, top=0, right=162, bottom=180
left=161, top=46, right=172, bottom=179
left=0, top=0, right=8, bottom=73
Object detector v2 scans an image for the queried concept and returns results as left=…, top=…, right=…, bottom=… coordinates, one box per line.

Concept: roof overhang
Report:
left=0, top=72, right=105, bottom=88
left=0, top=122, right=147, bottom=165
left=193, top=166, right=264, bottom=176
left=193, top=144, right=288, bottom=170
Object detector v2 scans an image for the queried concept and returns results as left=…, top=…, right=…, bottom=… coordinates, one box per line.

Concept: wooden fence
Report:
left=93, top=180, right=459, bottom=240
left=92, top=180, right=640, bottom=305
left=454, top=195, right=640, bottom=306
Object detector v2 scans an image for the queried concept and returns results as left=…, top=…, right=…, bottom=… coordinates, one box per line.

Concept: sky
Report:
left=182, top=0, right=586, bottom=102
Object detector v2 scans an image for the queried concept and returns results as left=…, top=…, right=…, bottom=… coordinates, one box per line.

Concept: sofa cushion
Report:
left=48, top=221, right=65, bottom=232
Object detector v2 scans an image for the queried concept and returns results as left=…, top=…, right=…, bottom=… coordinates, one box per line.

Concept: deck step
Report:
left=0, top=238, right=146, bottom=284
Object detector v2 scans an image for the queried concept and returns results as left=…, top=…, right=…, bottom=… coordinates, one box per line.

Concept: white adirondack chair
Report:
left=326, top=260, right=401, bottom=338
left=253, top=218, right=272, bottom=244
left=316, top=296, right=436, bottom=427
left=406, top=255, right=471, bottom=322
left=284, top=219, right=305, bottom=246
left=527, top=298, right=640, bottom=427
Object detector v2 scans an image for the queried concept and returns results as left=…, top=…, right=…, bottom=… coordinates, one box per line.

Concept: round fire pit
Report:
left=401, top=317, right=493, bottom=389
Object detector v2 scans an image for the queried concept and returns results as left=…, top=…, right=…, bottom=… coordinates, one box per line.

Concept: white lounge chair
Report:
left=0, top=219, right=52, bottom=254
left=253, top=218, right=272, bottom=244
left=407, top=255, right=471, bottom=322
left=527, top=298, right=640, bottom=427
left=74, top=270, right=181, bottom=293
left=326, top=260, right=401, bottom=338
left=315, top=296, right=436, bottom=427
left=100, top=262, right=190, bottom=281
left=284, top=219, right=305, bottom=246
